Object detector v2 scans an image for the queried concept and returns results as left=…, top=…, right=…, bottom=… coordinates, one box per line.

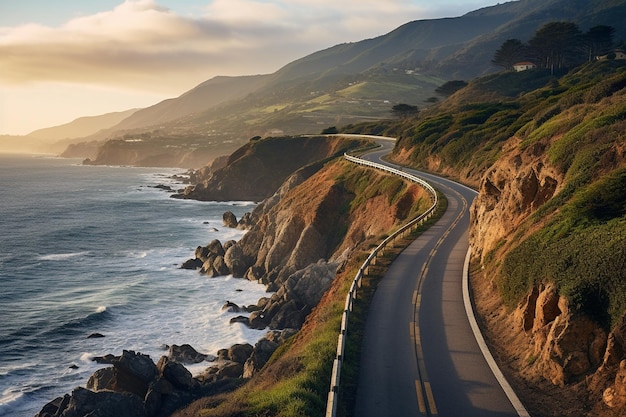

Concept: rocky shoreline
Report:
left=35, top=204, right=337, bottom=417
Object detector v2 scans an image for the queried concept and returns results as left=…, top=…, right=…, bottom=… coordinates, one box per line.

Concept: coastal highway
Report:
left=353, top=140, right=523, bottom=417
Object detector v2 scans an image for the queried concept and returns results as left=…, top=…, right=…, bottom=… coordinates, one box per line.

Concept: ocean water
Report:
left=0, top=154, right=269, bottom=417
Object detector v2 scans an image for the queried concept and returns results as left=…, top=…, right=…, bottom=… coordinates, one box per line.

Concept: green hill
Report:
left=65, top=0, right=626, bottom=168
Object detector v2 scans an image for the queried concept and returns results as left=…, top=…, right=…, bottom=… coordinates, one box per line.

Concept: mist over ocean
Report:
left=0, top=154, right=268, bottom=417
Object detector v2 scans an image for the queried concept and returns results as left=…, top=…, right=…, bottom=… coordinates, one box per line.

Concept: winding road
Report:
left=352, top=139, right=525, bottom=417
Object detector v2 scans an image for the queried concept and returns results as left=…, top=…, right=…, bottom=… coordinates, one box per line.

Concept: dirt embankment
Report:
left=469, top=135, right=626, bottom=417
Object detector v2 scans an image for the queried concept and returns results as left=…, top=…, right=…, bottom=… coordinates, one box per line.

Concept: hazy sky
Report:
left=0, top=0, right=503, bottom=135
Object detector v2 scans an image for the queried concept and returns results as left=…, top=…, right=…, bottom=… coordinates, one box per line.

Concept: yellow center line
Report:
left=425, top=382, right=438, bottom=414
left=416, top=381, right=427, bottom=414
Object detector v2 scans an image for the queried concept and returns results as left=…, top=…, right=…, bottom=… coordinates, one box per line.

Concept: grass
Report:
left=182, top=160, right=444, bottom=417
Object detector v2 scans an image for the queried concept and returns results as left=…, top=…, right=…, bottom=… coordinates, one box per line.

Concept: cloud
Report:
left=0, top=0, right=481, bottom=96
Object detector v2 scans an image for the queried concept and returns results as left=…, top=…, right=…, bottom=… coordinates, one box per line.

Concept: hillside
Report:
left=347, top=59, right=625, bottom=416
left=33, top=58, right=626, bottom=417
left=62, top=0, right=626, bottom=168
left=0, top=109, right=137, bottom=155
left=28, top=109, right=138, bottom=141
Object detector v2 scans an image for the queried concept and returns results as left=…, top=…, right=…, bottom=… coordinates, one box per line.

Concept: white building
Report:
left=513, top=61, right=536, bottom=72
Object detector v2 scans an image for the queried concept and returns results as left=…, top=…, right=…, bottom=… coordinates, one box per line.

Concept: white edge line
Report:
left=462, top=248, right=531, bottom=417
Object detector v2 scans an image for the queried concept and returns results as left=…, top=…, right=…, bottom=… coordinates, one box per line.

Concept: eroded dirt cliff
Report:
left=469, top=132, right=626, bottom=416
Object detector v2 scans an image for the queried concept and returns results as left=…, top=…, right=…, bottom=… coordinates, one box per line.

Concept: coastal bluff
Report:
left=172, top=135, right=368, bottom=202
left=36, top=135, right=430, bottom=417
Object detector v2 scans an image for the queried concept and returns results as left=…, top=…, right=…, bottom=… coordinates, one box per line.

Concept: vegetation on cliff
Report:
left=173, top=155, right=433, bottom=417
left=173, top=135, right=368, bottom=201
left=347, top=58, right=626, bottom=415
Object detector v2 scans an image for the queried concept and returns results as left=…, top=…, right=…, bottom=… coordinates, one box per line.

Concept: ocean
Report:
left=0, top=154, right=269, bottom=417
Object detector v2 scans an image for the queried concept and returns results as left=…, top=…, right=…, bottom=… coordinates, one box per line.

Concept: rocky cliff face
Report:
left=172, top=136, right=366, bottom=201
left=470, top=136, right=563, bottom=263
left=185, top=159, right=429, bottom=330
left=469, top=133, right=626, bottom=415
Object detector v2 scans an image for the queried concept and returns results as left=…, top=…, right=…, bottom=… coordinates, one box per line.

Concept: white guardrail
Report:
left=325, top=153, right=439, bottom=417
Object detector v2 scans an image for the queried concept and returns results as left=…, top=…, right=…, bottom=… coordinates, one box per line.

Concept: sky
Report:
left=0, top=0, right=503, bottom=135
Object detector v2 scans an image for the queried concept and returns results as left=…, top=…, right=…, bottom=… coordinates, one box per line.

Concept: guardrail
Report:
left=325, top=153, right=439, bottom=417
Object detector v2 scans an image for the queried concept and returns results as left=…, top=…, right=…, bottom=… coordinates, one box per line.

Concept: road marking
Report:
left=425, top=382, right=438, bottom=415
left=416, top=381, right=427, bottom=413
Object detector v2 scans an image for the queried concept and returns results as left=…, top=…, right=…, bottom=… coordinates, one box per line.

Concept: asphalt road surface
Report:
left=353, top=142, right=521, bottom=417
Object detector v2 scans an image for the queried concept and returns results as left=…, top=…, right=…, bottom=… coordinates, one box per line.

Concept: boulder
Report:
left=213, top=255, right=230, bottom=276
left=168, top=344, right=208, bottom=364
left=237, top=212, right=258, bottom=229
left=224, top=244, right=248, bottom=278
left=217, top=361, right=244, bottom=379
left=113, top=350, right=159, bottom=386
left=85, top=351, right=158, bottom=398
left=53, top=387, right=146, bottom=417
left=243, top=338, right=279, bottom=378
left=228, top=343, right=254, bottom=364
left=157, top=356, right=196, bottom=391
left=223, top=240, right=236, bottom=252
left=269, top=299, right=305, bottom=330
left=535, top=311, right=607, bottom=385
left=223, top=211, right=238, bottom=228
left=222, top=301, right=242, bottom=313
left=86, top=367, right=115, bottom=391
left=207, top=239, right=226, bottom=257
left=217, top=349, right=230, bottom=361
left=248, top=311, right=270, bottom=330
left=201, top=258, right=218, bottom=276
left=35, top=395, right=70, bottom=417
left=229, top=315, right=250, bottom=326
left=195, top=245, right=211, bottom=262
left=180, top=258, right=203, bottom=270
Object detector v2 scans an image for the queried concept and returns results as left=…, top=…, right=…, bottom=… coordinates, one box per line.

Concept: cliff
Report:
left=183, top=155, right=430, bottom=331
left=36, top=132, right=432, bottom=417
left=172, top=135, right=367, bottom=201
left=385, top=60, right=626, bottom=416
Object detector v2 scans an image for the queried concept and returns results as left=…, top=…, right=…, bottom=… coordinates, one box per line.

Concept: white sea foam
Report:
left=0, top=390, right=23, bottom=407
left=0, top=156, right=267, bottom=417
left=38, top=251, right=90, bottom=261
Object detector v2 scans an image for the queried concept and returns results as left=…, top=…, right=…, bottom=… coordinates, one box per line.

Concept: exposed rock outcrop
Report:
left=469, top=134, right=626, bottom=414
left=172, top=136, right=366, bottom=201
left=470, top=137, right=562, bottom=263
left=36, top=331, right=295, bottom=417
left=514, top=284, right=607, bottom=386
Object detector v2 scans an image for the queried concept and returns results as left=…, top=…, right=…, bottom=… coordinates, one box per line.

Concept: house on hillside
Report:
left=513, top=61, right=536, bottom=72
left=597, top=49, right=626, bottom=61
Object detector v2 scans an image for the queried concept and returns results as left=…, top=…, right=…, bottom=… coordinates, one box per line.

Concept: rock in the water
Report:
left=224, top=244, right=248, bottom=278
left=168, top=344, right=207, bottom=364
left=180, top=258, right=203, bottom=270
left=223, top=211, right=238, bottom=228
left=222, top=301, right=242, bottom=313
left=87, top=332, right=105, bottom=338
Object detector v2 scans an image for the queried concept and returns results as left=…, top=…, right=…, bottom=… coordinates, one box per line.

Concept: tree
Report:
left=391, top=103, right=419, bottom=119
left=583, top=25, right=615, bottom=61
left=528, top=22, right=583, bottom=74
left=492, top=39, right=527, bottom=70
left=435, top=80, right=468, bottom=97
